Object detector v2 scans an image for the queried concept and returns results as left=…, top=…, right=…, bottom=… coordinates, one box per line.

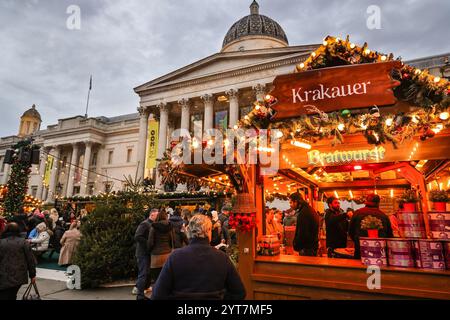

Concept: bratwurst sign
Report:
left=270, top=61, right=401, bottom=120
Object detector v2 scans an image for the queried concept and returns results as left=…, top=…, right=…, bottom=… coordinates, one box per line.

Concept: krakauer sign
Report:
left=270, top=61, right=401, bottom=120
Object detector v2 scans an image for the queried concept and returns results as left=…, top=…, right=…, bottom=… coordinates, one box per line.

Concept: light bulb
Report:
left=337, top=123, right=345, bottom=131
left=311, top=52, right=316, bottom=57
left=255, top=104, right=261, bottom=110
left=276, top=131, right=283, bottom=138
left=439, top=112, right=449, bottom=120
left=364, top=49, right=371, bottom=55
left=415, top=69, right=421, bottom=75
left=411, top=115, right=419, bottom=123
left=350, top=43, right=355, bottom=49
left=434, top=77, right=441, bottom=83
left=299, top=63, right=305, bottom=69
left=323, top=40, right=328, bottom=46
left=380, top=55, right=387, bottom=61
left=385, top=118, right=393, bottom=126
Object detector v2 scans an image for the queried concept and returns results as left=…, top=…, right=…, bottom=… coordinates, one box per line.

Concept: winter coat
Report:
left=30, top=230, right=50, bottom=251
left=349, top=206, right=393, bottom=258
left=52, top=225, right=66, bottom=250
left=152, top=237, right=246, bottom=300
left=169, top=215, right=188, bottom=249
left=147, top=221, right=173, bottom=256
left=324, top=208, right=349, bottom=249
left=0, top=235, right=36, bottom=290
left=293, top=201, right=320, bottom=252
left=134, top=219, right=153, bottom=257
left=210, top=220, right=222, bottom=246
left=58, top=229, right=81, bottom=265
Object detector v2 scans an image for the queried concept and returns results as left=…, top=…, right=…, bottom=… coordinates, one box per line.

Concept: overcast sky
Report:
left=1, top=0, right=449, bottom=137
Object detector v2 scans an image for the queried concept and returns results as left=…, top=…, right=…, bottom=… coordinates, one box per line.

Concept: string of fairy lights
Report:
left=29, top=148, right=126, bottom=198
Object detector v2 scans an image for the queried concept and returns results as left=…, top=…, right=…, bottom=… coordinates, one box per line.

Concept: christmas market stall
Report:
left=232, top=36, right=450, bottom=299
left=158, top=35, right=450, bottom=299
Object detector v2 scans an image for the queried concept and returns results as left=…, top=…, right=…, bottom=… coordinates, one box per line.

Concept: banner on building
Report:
left=43, top=155, right=54, bottom=186
left=145, top=119, right=159, bottom=169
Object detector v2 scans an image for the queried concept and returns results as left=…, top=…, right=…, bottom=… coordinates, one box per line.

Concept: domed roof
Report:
left=21, top=104, right=41, bottom=121
left=222, top=1, right=288, bottom=49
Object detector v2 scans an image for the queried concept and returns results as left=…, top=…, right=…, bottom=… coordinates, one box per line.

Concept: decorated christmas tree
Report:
left=3, top=139, right=36, bottom=219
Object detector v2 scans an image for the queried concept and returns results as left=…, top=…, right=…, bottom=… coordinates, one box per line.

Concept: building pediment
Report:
left=134, top=45, right=319, bottom=95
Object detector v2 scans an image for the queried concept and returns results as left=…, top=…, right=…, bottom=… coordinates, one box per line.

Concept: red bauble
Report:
left=402, top=73, right=411, bottom=80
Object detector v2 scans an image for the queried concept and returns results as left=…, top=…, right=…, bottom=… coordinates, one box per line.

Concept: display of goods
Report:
left=443, top=241, right=450, bottom=270
left=284, top=226, right=296, bottom=255
left=398, top=212, right=426, bottom=238
left=360, top=237, right=387, bottom=267
left=386, top=239, right=415, bottom=268
left=427, top=213, right=450, bottom=239
left=257, top=235, right=280, bottom=256
left=413, top=240, right=445, bottom=270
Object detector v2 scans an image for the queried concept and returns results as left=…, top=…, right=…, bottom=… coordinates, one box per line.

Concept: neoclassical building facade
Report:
left=1, top=1, right=449, bottom=203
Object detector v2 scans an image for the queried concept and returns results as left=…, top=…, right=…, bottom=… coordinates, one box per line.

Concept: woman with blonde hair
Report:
left=58, top=222, right=81, bottom=266
left=49, top=208, right=59, bottom=230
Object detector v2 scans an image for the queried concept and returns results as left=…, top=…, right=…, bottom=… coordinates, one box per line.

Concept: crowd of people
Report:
left=133, top=204, right=243, bottom=300
left=265, top=192, right=394, bottom=259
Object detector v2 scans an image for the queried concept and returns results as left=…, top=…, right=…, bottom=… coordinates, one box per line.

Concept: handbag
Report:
left=22, top=282, right=41, bottom=300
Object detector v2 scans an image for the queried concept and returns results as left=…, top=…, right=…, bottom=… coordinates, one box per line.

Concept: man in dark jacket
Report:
left=0, top=223, right=37, bottom=300
left=325, top=197, right=350, bottom=255
left=291, top=193, right=319, bottom=256
left=134, top=208, right=158, bottom=300
left=169, top=210, right=188, bottom=249
left=349, top=194, right=393, bottom=259
left=152, top=214, right=245, bottom=300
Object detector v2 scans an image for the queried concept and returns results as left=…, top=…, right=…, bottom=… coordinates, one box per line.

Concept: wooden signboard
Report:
left=270, top=61, right=402, bottom=120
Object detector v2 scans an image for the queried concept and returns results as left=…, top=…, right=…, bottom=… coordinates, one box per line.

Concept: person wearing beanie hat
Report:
left=349, top=194, right=393, bottom=259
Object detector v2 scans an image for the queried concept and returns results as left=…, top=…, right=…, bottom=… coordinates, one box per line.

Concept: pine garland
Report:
left=238, top=35, right=450, bottom=148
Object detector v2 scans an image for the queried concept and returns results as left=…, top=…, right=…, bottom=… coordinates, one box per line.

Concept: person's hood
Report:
left=169, top=215, right=183, bottom=223
left=152, top=220, right=172, bottom=232
left=36, top=222, right=47, bottom=232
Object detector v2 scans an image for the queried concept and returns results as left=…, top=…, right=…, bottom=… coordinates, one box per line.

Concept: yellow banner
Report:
left=145, top=119, right=159, bottom=169
left=44, top=155, right=54, bottom=186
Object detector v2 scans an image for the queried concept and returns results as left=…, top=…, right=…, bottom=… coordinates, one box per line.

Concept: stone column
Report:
left=66, top=143, right=79, bottom=198
left=46, top=146, right=61, bottom=203
left=36, top=152, right=48, bottom=200
left=155, top=103, right=169, bottom=189
left=226, top=89, right=239, bottom=128
left=201, top=94, right=214, bottom=131
left=2, top=163, right=10, bottom=185
left=253, top=83, right=266, bottom=101
left=136, top=106, right=149, bottom=182
left=179, top=98, right=190, bottom=131
left=157, top=103, right=169, bottom=159
left=79, top=141, right=92, bottom=196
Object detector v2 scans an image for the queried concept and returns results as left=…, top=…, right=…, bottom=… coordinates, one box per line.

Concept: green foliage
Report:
left=72, top=192, right=156, bottom=288
left=429, top=190, right=449, bottom=202
left=360, top=215, right=383, bottom=230
left=399, top=189, right=419, bottom=203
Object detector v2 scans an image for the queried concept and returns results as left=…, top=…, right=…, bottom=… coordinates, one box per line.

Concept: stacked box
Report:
left=443, top=240, right=450, bottom=270
left=257, top=235, right=280, bottom=256
left=398, top=212, right=426, bottom=238
left=387, top=239, right=414, bottom=268
left=360, top=237, right=387, bottom=267
left=413, top=240, right=445, bottom=270
left=427, top=213, right=450, bottom=239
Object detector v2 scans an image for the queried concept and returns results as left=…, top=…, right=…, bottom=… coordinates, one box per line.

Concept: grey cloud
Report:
left=0, top=0, right=449, bottom=137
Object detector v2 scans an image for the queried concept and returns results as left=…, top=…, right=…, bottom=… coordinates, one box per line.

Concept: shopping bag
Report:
left=22, top=282, right=41, bottom=300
